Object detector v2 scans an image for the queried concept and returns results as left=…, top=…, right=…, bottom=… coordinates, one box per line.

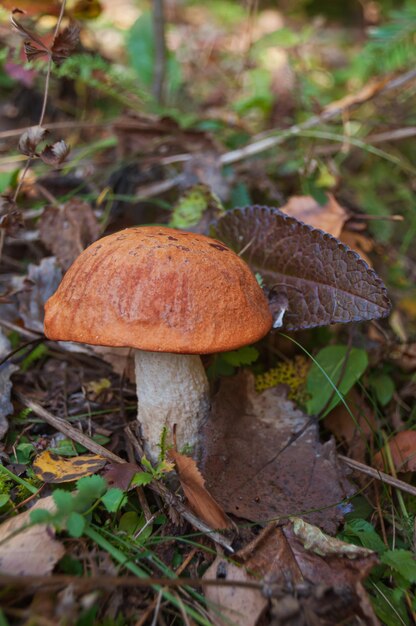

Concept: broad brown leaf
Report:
left=280, top=193, right=348, bottom=238
left=203, top=559, right=268, bottom=626
left=202, top=371, right=352, bottom=533
left=213, top=206, right=391, bottom=330
left=33, top=450, right=107, bottom=482
left=374, top=431, right=416, bottom=473
left=204, top=520, right=378, bottom=626
left=39, top=199, right=100, bottom=271
left=0, top=495, right=64, bottom=576
left=169, top=450, right=233, bottom=530
left=104, top=462, right=139, bottom=491
left=324, top=389, right=377, bottom=464
left=340, top=229, right=374, bottom=266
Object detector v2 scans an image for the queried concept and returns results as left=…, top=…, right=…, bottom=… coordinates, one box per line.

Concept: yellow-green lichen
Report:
left=255, top=355, right=310, bottom=403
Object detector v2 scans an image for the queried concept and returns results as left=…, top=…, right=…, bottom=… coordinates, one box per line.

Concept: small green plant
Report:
left=131, top=456, right=174, bottom=488
left=339, top=517, right=416, bottom=625
left=30, top=475, right=126, bottom=538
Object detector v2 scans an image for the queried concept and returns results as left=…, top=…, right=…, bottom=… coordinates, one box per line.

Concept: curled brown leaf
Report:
left=40, top=140, right=70, bottom=165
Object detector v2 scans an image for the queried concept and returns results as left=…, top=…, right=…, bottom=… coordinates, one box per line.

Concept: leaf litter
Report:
left=39, top=199, right=100, bottom=271
left=280, top=193, right=348, bottom=238
left=0, top=495, right=64, bottom=576
left=1, top=3, right=411, bottom=624
left=201, top=371, right=353, bottom=534
left=0, top=330, right=18, bottom=439
left=204, top=519, right=379, bottom=626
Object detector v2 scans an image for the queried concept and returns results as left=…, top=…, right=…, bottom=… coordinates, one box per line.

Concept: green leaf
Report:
left=222, top=346, right=259, bottom=367
left=0, top=170, right=17, bottom=194
left=381, top=549, right=416, bottom=584
left=66, top=511, right=86, bottom=538
left=53, top=489, right=74, bottom=515
left=306, top=345, right=369, bottom=415
left=101, top=488, right=127, bottom=513
left=30, top=509, right=52, bottom=524
left=131, top=472, right=154, bottom=487
left=170, top=184, right=224, bottom=230
left=371, top=581, right=408, bottom=626
left=340, top=519, right=386, bottom=553
left=119, top=511, right=141, bottom=535
left=76, top=475, right=107, bottom=500
left=58, top=554, right=83, bottom=576
left=21, top=344, right=48, bottom=372
left=11, top=443, right=36, bottom=465
left=127, top=12, right=182, bottom=100
left=0, top=494, right=10, bottom=508
left=74, top=475, right=107, bottom=511
left=369, top=374, right=395, bottom=406
left=230, top=182, right=251, bottom=209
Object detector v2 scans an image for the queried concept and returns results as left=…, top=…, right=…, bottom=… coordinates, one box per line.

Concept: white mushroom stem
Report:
left=134, top=350, right=210, bottom=463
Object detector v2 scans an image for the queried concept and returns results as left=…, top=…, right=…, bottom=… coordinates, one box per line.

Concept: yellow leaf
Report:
left=33, top=451, right=107, bottom=483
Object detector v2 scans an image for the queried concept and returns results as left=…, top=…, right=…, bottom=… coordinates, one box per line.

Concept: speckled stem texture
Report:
left=134, top=350, right=210, bottom=463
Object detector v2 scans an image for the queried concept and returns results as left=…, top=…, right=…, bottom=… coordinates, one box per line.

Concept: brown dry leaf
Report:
left=0, top=331, right=18, bottom=440
left=280, top=193, right=348, bottom=238
left=39, top=139, right=70, bottom=165
left=18, top=125, right=47, bottom=157
left=204, top=519, right=378, bottom=626
left=202, top=371, right=352, bottom=533
left=281, top=519, right=379, bottom=625
left=0, top=195, right=24, bottom=236
left=324, top=389, right=377, bottom=464
left=0, top=495, right=64, bottom=576
left=398, top=297, right=416, bottom=321
left=323, top=77, right=390, bottom=113
left=169, top=450, right=233, bottom=530
left=203, top=559, right=268, bottom=626
left=340, top=229, right=374, bottom=266
left=51, top=23, right=80, bottom=65
left=373, top=431, right=416, bottom=473
left=390, top=342, right=416, bottom=373
left=33, top=450, right=107, bottom=483
left=17, top=257, right=62, bottom=332
left=39, top=199, right=100, bottom=271
left=104, top=462, right=139, bottom=491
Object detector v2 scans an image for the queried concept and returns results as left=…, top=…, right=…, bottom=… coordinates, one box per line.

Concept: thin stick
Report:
left=0, top=573, right=260, bottom=590
left=17, top=393, right=122, bottom=463
left=152, top=0, right=167, bottom=105
left=339, top=455, right=416, bottom=497
left=220, top=69, right=416, bottom=167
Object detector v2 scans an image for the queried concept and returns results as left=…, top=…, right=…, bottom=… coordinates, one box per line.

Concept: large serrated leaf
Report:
left=213, top=206, right=391, bottom=330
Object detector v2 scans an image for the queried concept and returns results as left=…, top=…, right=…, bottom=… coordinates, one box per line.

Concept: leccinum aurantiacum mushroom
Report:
left=44, top=226, right=272, bottom=462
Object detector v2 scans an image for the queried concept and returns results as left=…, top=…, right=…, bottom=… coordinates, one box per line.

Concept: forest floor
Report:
left=0, top=1, right=416, bottom=625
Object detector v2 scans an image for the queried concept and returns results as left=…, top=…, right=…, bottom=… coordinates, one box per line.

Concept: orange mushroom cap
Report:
left=44, top=226, right=273, bottom=354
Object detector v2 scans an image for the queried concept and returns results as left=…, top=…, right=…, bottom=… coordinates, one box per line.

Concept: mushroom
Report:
left=44, top=226, right=272, bottom=462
